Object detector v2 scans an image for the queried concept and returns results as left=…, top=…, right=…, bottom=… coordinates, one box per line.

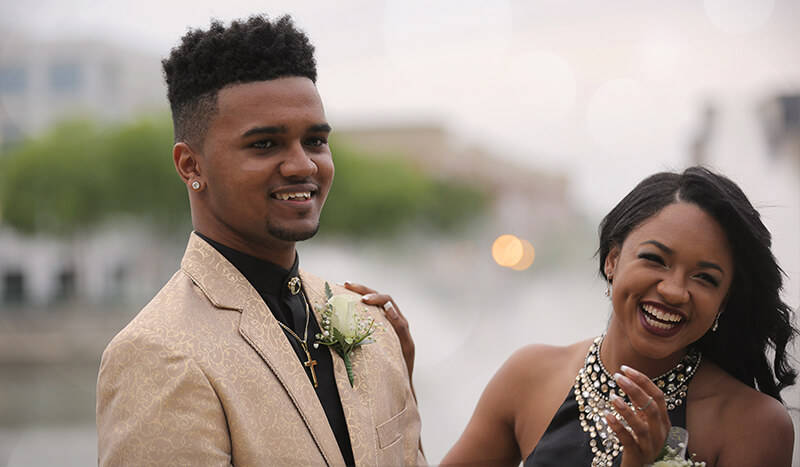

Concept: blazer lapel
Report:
left=302, top=272, right=380, bottom=467
left=182, top=233, right=345, bottom=466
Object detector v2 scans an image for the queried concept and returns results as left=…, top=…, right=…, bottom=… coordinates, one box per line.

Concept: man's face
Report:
left=193, top=77, right=333, bottom=258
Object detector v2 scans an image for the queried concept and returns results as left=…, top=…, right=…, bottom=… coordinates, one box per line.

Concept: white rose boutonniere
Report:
left=314, top=282, right=381, bottom=386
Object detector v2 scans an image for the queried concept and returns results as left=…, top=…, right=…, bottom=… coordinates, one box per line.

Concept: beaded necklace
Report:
left=574, top=335, right=701, bottom=467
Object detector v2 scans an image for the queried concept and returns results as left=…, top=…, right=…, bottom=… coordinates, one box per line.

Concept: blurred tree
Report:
left=321, top=141, right=489, bottom=238
left=0, top=118, right=488, bottom=238
left=0, top=116, right=187, bottom=235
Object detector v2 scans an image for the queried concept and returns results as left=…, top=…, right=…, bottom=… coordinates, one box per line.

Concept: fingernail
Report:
left=609, top=393, right=625, bottom=409
left=614, top=373, right=631, bottom=387
left=620, top=365, right=641, bottom=377
left=343, top=281, right=352, bottom=286
left=383, top=302, right=399, bottom=319
left=362, top=293, right=375, bottom=301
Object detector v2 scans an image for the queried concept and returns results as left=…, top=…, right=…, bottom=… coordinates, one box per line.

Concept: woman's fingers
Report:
left=619, top=366, right=670, bottom=442
left=610, top=366, right=671, bottom=467
left=621, top=366, right=669, bottom=419
left=342, top=281, right=376, bottom=296
left=342, top=282, right=415, bottom=378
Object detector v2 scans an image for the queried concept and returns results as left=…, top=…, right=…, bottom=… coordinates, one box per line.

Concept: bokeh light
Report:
left=510, top=238, right=535, bottom=271
left=492, top=234, right=535, bottom=271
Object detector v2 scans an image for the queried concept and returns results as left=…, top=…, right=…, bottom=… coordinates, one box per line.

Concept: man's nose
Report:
left=280, top=142, right=317, bottom=179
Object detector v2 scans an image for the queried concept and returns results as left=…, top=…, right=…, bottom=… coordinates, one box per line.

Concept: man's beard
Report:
left=267, top=221, right=321, bottom=242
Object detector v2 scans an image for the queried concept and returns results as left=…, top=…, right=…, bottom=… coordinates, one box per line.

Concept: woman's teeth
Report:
left=641, top=304, right=682, bottom=329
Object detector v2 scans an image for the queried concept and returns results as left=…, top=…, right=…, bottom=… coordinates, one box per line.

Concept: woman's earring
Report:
left=605, top=282, right=612, bottom=298
left=712, top=312, right=721, bottom=332
left=191, top=181, right=201, bottom=190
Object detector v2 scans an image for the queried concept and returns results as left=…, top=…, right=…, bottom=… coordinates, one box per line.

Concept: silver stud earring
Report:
left=191, top=181, right=200, bottom=190
left=712, top=312, right=721, bottom=332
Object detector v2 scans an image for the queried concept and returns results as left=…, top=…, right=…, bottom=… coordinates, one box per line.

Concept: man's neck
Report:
left=194, top=230, right=297, bottom=270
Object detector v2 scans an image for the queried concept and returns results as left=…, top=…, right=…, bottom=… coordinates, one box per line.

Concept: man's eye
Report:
left=252, top=140, right=275, bottom=149
left=305, top=137, right=327, bottom=147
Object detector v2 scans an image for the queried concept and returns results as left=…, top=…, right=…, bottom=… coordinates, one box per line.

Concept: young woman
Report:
left=437, top=167, right=797, bottom=466
left=352, top=166, right=797, bottom=466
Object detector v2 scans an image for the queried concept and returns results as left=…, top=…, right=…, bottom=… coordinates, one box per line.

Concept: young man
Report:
left=97, top=15, right=423, bottom=466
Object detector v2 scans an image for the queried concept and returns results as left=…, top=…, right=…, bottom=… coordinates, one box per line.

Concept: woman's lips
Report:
left=639, top=303, right=685, bottom=337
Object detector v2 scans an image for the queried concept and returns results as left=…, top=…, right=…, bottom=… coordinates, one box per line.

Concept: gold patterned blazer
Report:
left=97, top=233, right=425, bottom=466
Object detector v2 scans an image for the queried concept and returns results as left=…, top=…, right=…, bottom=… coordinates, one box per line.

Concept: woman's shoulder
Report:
left=494, top=338, right=596, bottom=392
left=690, top=361, right=794, bottom=466
left=693, top=360, right=791, bottom=417
left=505, top=338, right=595, bottom=372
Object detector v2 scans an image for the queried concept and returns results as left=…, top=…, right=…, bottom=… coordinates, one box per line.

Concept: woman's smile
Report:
left=639, top=302, right=686, bottom=337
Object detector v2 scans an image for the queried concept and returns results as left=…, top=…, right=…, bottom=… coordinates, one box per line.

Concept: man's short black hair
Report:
left=162, top=15, right=317, bottom=147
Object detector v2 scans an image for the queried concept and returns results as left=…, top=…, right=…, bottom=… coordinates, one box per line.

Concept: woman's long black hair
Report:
left=598, top=166, right=797, bottom=402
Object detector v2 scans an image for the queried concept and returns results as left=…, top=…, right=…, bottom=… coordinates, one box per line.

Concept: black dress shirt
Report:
left=196, top=233, right=355, bottom=466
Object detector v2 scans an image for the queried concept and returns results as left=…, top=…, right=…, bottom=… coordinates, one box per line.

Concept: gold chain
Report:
left=276, top=291, right=318, bottom=387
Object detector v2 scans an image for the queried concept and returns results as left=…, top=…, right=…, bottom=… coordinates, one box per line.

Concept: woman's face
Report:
left=604, top=202, right=734, bottom=360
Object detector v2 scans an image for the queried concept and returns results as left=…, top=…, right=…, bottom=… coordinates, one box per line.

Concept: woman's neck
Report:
left=600, top=322, right=688, bottom=379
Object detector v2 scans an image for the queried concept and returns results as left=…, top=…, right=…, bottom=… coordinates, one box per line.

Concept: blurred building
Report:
left=0, top=38, right=169, bottom=307
left=760, top=94, right=800, bottom=162
left=339, top=125, right=573, bottom=238
left=0, top=37, right=164, bottom=149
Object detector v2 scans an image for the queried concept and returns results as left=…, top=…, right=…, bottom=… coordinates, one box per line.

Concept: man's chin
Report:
left=268, top=222, right=321, bottom=243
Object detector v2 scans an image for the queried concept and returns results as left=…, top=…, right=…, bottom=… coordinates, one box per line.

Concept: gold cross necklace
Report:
left=276, top=290, right=318, bottom=388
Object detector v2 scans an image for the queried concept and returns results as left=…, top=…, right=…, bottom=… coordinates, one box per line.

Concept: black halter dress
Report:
left=524, top=388, right=687, bottom=466
left=525, top=336, right=700, bottom=467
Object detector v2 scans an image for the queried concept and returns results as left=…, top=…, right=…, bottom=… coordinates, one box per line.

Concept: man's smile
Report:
left=273, top=191, right=311, bottom=201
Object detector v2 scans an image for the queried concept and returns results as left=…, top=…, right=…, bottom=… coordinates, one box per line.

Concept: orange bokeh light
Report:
left=492, top=234, right=535, bottom=270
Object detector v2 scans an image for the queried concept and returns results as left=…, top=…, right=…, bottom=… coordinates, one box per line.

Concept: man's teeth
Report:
left=275, top=192, right=311, bottom=201
left=641, top=304, right=682, bottom=329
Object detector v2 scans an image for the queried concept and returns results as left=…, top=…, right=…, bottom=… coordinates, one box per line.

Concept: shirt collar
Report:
left=195, top=232, right=300, bottom=298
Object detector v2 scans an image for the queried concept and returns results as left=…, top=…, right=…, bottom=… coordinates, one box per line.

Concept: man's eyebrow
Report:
left=241, top=124, right=331, bottom=138
left=309, top=123, right=332, bottom=133
left=242, top=126, right=286, bottom=138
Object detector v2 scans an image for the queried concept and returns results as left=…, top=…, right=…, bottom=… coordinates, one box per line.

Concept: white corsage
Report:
left=648, top=427, right=706, bottom=467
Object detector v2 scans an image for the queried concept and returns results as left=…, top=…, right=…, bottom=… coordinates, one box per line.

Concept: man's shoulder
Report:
left=101, top=268, right=222, bottom=357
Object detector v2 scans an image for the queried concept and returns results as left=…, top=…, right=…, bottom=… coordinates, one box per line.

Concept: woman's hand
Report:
left=607, top=365, right=670, bottom=467
left=342, top=281, right=415, bottom=381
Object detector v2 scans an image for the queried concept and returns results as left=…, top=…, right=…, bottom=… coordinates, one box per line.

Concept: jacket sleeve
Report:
left=96, top=329, right=233, bottom=466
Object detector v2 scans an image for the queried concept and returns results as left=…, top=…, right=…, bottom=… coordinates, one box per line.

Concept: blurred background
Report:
left=0, top=0, right=798, bottom=465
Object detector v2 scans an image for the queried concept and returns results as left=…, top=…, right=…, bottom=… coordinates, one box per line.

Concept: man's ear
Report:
left=604, top=246, right=620, bottom=281
left=173, top=142, right=203, bottom=188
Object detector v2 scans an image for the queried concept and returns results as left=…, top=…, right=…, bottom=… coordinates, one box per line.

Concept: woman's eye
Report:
left=638, top=252, right=665, bottom=266
left=694, top=273, right=720, bottom=287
